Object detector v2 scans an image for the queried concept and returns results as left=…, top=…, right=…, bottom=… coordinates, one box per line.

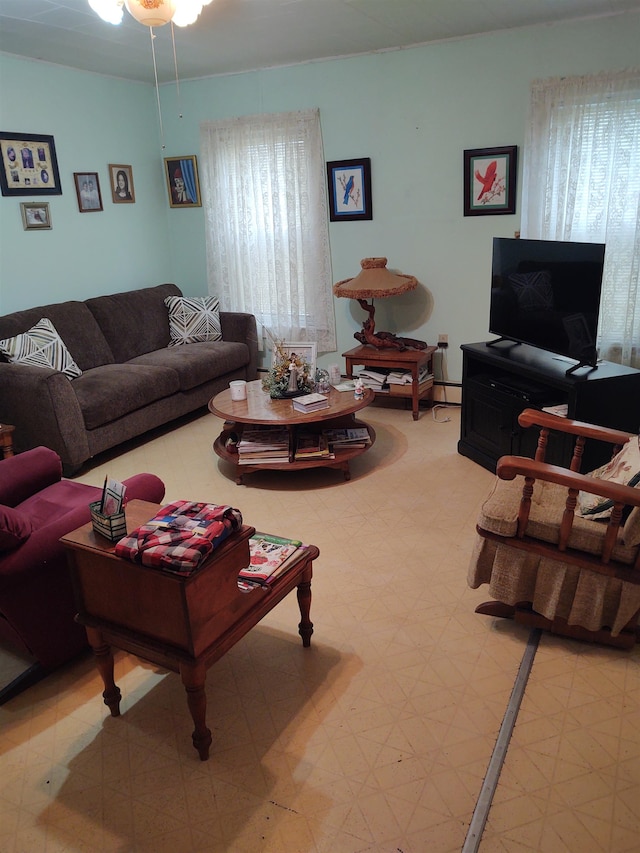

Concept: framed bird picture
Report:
left=327, top=157, right=372, bottom=221
left=463, top=146, right=517, bottom=216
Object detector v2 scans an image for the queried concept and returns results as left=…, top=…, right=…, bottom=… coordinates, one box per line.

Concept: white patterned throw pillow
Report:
left=165, top=295, right=222, bottom=346
left=0, top=317, right=82, bottom=379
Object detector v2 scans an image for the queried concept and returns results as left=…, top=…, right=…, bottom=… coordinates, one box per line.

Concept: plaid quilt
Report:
left=115, top=500, right=243, bottom=574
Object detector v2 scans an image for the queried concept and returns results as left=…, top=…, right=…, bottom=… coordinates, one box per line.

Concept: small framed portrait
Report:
left=108, top=163, right=135, bottom=204
left=73, top=172, right=103, bottom=212
left=463, top=146, right=517, bottom=216
left=272, top=342, right=317, bottom=379
left=21, top=202, right=52, bottom=230
left=164, top=155, right=202, bottom=208
left=326, top=157, right=372, bottom=221
left=0, top=131, right=61, bottom=196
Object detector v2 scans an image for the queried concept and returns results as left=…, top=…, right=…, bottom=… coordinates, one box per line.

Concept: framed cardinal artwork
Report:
left=463, top=146, right=517, bottom=216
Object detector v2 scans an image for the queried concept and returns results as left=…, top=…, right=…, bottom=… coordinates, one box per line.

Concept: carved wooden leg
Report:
left=180, top=662, right=212, bottom=761
left=297, top=565, right=314, bottom=647
left=85, top=626, right=121, bottom=716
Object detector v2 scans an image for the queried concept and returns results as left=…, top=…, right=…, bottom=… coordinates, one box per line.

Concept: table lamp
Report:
left=333, top=257, right=427, bottom=350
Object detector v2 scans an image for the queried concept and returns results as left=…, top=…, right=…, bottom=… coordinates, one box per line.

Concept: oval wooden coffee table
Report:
left=209, top=380, right=376, bottom=484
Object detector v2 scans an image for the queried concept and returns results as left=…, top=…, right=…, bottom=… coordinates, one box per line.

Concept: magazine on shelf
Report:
left=322, top=427, right=371, bottom=447
left=294, top=431, right=333, bottom=459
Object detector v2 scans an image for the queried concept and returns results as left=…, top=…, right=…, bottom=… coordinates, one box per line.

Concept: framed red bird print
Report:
left=463, top=146, right=517, bottom=216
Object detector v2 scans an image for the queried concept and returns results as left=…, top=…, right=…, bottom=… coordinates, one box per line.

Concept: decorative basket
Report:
left=89, top=501, right=127, bottom=543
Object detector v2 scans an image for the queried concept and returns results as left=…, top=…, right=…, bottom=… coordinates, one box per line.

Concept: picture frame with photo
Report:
left=272, top=342, right=318, bottom=379
left=0, top=131, right=61, bottom=196
left=20, top=202, right=52, bottom=230
left=326, top=157, right=372, bottom=221
left=463, top=146, right=517, bottom=216
left=73, top=172, right=103, bottom=212
left=109, top=163, right=135, bottom=204
left=164, top=155, right=202, bottom=208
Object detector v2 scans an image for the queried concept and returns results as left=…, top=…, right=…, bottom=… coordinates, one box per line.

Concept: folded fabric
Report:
left=115, top=500, right=243, bottom=574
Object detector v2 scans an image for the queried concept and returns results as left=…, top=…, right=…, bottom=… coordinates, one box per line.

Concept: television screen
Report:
left=489, top=237, right=605, bottom=366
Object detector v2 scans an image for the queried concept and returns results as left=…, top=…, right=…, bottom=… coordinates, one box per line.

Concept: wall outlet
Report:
left=438, top=333, right=449, bottom=347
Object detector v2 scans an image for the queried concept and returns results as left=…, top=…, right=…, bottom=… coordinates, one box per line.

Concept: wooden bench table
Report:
left=62, top=500, right=319, bottom=760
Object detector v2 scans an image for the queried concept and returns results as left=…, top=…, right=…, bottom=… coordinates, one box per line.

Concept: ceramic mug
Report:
left=229, top=380, right=247, bottom=401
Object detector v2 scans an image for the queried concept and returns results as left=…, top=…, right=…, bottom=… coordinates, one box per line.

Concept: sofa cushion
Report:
left=86, top=283, right=181, bottom=363
left=0, top=317, right=82, bottom=379
left=73, top=363, right=181, bottom=429
left=0, top=301, right=114, bottom=371
left=0, top=505, right=33, bottom=552
left=165, top=295, right=222, bottom=346
left=131, top=341, right=250, bottom=391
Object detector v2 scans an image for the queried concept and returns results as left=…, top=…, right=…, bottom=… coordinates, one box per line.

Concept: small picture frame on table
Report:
left=326, top=157, right=372, bottom=221
left=73, top=172, right=103, bottom=212
left=20, top=202, right=51, bottom=230
left=273, top=342, right=317, bottom=379
left=463, top=146, right=517, bottom=216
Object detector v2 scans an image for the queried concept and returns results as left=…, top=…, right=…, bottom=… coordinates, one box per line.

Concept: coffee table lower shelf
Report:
left=214, top=418, right=376, bottom=484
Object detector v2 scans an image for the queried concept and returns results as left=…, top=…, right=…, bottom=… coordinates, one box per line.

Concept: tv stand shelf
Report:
left=458, top=341, right=640, bottom=473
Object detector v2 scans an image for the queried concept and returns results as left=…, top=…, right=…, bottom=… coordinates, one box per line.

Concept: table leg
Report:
left=85, top=626, right=122, bottom=717
left=180, top=662, right=212, bottom=761
left=297, top=565, right=314, bottom=647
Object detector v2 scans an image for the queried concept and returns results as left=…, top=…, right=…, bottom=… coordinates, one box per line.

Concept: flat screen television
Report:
left=489, top=237, right=606, bottom=371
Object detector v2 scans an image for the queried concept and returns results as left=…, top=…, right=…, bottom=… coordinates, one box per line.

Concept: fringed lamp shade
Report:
left=333, top=258, right=426, bottom=350
left=333, top=257, right=417, bottom=300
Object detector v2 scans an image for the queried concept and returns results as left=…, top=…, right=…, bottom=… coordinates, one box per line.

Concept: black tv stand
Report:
left=458, top=341, right=640, bottom=473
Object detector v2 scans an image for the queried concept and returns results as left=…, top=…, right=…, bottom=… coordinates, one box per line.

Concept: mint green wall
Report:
left=1, top=12, right=638, bottom=381
left=0, top=56, right=171, bottom=315
left=159, top=12, right=640, bottom=377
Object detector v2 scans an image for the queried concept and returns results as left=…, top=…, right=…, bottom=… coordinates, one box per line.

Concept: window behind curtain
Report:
left=521, top=71, right=640, bottom=367
left=200, top=109, right=336, bottom=352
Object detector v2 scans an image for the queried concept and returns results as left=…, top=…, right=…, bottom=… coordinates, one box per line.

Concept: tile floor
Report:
left=0, top=402, right=638, bottom=852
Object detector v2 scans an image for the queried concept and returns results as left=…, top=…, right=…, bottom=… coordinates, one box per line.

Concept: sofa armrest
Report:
left=0, top=362, right=90, bottom=472
left=0, top=447, right=62, bottom=507
left=220, top=312, right=259, bottom=380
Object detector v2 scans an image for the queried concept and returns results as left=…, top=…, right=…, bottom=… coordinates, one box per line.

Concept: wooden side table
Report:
left=0, top=423, right=16, bottom=459
left=343, top=344, right=437, bottom=420
left=62, top=500, right=319, bottom=760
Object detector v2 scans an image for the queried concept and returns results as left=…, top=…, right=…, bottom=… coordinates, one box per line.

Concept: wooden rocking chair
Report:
left=468, top=409, right=640, bottom=648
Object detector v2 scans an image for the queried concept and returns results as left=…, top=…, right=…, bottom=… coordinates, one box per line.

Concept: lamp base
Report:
left=354, top=299, right=428, bottom=351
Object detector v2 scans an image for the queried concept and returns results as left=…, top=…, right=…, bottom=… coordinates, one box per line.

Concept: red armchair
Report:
left=0, top=446, right=165, bottom=698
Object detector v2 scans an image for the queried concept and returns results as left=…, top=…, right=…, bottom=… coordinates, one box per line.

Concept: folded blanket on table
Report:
left=115, top=500, right=243, bottom=574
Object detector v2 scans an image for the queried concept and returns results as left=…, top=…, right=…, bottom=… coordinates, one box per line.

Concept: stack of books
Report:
left=292, top=392, right=330, bottom=413
left=238, top=533, right=309, bottom=590
left=237, top=425, right=291, bottom=465
left=387, top=367, right=434, bottom=395
left=356, top=368, right=389, bottom=391
left=322, top=426, right=371, bottom=449
left=294, top=430, right=334, bottom=460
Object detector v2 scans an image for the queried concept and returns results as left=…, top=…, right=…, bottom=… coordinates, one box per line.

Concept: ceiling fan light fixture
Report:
left=88, top=0, right=124, bottom=25
left=124, top=0, right=177, bottom=27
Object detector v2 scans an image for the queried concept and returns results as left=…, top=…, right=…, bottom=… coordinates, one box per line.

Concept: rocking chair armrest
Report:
left=518, top=408, right=635, bottom=447
left=497, top=455, right=640, bottom=508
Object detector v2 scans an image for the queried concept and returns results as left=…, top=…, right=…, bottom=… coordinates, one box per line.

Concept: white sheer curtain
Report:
left=200, top=108, right=336, bottom=352
left=521, top=70, right=640, bottom=367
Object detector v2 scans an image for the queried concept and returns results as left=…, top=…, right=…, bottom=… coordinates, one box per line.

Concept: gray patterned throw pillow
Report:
left=0, top=317, right=82, bottom=379
left=165, top=295, right=222, bottom=346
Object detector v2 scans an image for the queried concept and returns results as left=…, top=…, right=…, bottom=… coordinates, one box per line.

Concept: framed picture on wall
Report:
left=73, top=172, right=103, bottom=212
left=0, top=131, right=61, bottom=196
left=326, top=157, right=372, bottom=221
left=108, top=163, right=135, bottom=203
left=20, top=202, right=52, bottom=230
left=164, top=155, right=202, bottom=208
left=463, top=146, right=517, bottom=216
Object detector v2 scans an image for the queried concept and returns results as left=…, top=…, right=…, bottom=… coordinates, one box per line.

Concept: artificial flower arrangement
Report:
left=262, top=339, right=315, bottom=399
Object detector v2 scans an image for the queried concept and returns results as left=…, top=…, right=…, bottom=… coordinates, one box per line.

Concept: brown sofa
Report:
left=0, top=284, right=258, bottom=474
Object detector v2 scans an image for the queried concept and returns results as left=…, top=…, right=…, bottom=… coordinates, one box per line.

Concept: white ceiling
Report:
left=0, top=0, right=637, bottom=84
